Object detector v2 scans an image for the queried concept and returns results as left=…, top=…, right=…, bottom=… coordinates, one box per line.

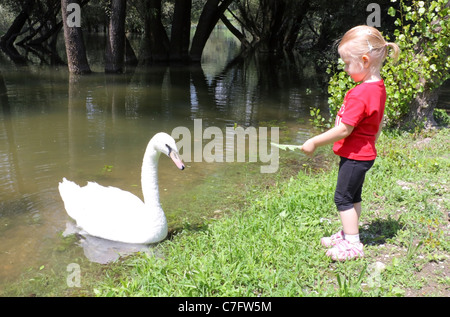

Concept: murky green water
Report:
left=1, top=29, right=448, bottom=294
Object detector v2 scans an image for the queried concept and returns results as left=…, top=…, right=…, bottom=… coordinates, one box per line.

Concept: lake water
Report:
left=0, top=29, right=448, bottom=294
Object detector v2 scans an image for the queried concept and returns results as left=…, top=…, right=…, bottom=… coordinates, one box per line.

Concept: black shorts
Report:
left=334, top=157, right=375, bottom=211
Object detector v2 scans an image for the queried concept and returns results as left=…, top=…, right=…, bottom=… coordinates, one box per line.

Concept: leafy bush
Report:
left=324, top=0, right=449, bottom=128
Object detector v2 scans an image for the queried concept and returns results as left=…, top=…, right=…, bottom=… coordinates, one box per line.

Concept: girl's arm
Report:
left=301, top=122, right=354, bottom=156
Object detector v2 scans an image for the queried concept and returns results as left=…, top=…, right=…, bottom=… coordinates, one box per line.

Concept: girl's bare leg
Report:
left=340, top=202, right=361, bottom=235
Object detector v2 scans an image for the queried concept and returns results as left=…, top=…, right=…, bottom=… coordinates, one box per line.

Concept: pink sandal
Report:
left=326, top=239, right=364, bottom=261
left=321, top=230, right=344, bottom=247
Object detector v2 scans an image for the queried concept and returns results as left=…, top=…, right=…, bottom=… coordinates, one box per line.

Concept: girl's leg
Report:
left=340, top=206, right=359, bottom=235
left=327, top=157, right=374, bottom=261
left=321, top=202, right=362, bottom=247
left=340, top=202, right=362, bottom=234
left=327, top=203, right=364, bottom=261
left=334, top=157, right=371, bottom=236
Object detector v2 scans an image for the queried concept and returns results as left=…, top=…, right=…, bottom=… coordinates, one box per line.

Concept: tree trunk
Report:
left=283, top=1, right=310, bottom=52
left=125, top=37, right=138, bottom=66
left=401, top=88, right=441, bottom=129
left=265, top=0, right=286, bottom=52
left=61, top=0, right=91, bottom=74
left=105, top=0, right=127, bottom=73
left=170, top=0, right=192, bottom=62
left=0, top=71, right=10, bottom=114
left=140, top=0, right=170, bottom=64
left=0, top=0, right=35, bottom=47
left=190, top=0, right=234, bottom=62
left=220, top=14, right=250, bottom=49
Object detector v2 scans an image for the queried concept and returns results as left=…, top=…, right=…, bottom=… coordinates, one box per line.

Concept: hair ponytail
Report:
left=385, top=42, right=400, bottom=62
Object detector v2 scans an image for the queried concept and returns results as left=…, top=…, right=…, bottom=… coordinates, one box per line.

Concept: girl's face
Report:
left=341, top=55, right=370, bottom=83
left=339, top=43, right=373, bottom=83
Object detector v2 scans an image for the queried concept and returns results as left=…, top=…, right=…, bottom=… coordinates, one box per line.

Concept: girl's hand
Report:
left=301, top=122, right=353, bottom=158
left=301, top=139, right=316, bottom=157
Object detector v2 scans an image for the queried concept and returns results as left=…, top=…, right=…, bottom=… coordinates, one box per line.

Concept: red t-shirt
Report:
left=333, top=80, right=386, bottom=160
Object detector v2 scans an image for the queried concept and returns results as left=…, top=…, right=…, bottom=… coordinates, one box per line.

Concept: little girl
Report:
left=301, top=25, right=399, bottom=261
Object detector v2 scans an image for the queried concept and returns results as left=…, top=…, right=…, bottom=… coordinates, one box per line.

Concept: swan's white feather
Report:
left=59, top=179, right=167, bottom=244
left=58, top=133, right=183, bottom=244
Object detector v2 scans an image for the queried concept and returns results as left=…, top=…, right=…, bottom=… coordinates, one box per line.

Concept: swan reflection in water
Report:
left=63, top=222, right=156, bottom=264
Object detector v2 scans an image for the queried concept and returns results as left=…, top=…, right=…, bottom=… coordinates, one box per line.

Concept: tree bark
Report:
left=0, top=71, right=10, bottom=114
left=170, top=0, right=192, bottom=62
left=105, top=0, right=127, bottom=73
left=190, top=0, right=234, bottom=62
left=140, top=0, right=170, bottom=64
left=220, top=13, right=250, bottom=49
left=61, top=0, right=91, bottom=74
left=405, top=88, right=441, bottom=128
left=125, top=37, right=138, bottom=66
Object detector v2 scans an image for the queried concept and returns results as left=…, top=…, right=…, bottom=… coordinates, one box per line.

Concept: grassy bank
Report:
left=96, top=128, right=449, bottom=297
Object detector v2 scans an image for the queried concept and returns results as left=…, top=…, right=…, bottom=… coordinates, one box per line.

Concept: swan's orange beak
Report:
left=170, top=150, right=185, bottom=170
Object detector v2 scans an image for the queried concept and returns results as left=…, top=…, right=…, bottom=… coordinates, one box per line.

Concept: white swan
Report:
left=58, top=132, right=185, bottom=244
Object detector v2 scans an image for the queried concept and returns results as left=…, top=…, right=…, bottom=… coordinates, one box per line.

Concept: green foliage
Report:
left=323, top=0, right=449, bottom=128
left=309, top=107, right=331, bottom=129
left=433, top=108, right=450, bottom=126
left=336, top=264, right=367, bottom=297
left=101, top=165, right=114, bottom=173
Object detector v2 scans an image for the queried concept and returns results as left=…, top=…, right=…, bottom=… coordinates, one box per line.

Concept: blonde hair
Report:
left=338, top=25, right=400, bottom=72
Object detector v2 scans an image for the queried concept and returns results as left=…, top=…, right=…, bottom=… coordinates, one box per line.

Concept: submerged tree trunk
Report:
left=125, top=37, right=138, bottom=66
left=139, top=0, right=170, bottom=64
left=0, top=71, right=10, bottom=114
left=105, top=0, right=127, bottom=73
left=190, top=0, right=234, bottom=62
left=220, top=14, right=250, bottom=49
left=170, top=0, right=192, bottom=62
left=61, top=0, right=91, bottom=74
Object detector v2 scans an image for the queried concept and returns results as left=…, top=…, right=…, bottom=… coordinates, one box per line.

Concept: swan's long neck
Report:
left=141, top=141, right=162, bottom=211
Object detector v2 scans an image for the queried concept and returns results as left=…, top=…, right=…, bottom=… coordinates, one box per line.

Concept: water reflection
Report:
left=63, top=222, right=154, bottom=264
left=79, top=236, right=153, bottom=264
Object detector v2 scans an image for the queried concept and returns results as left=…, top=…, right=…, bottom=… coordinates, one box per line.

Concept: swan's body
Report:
left=58, top=132, right=184, bottom=244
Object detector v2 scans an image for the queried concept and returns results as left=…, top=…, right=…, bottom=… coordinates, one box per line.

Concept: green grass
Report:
left=95, top=128, right=449, bottom=297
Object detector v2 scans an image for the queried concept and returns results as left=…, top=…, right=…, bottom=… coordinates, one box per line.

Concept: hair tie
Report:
left=367, top=40, right=373, bottom=52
